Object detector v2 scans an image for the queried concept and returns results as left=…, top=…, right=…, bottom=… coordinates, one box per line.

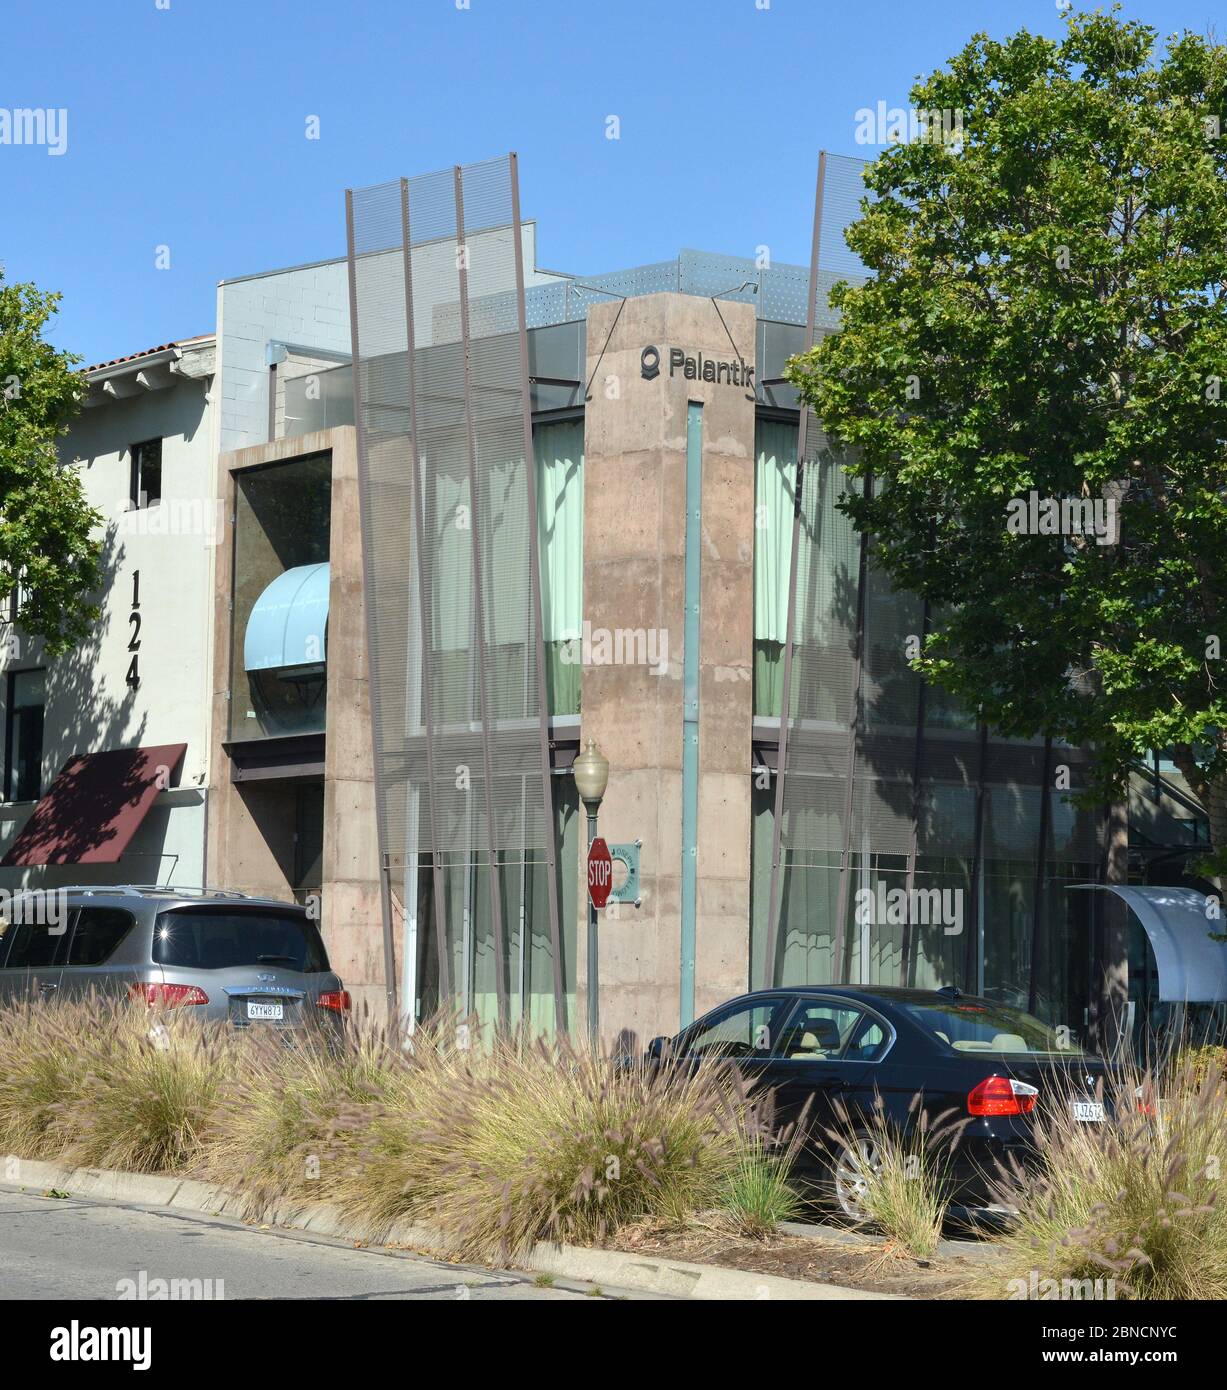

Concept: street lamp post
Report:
left=572, top=738, right=609, bottom=1048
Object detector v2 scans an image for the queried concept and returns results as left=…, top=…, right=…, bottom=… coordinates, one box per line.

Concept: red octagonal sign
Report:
left=587, top=836, right=613, bottom=909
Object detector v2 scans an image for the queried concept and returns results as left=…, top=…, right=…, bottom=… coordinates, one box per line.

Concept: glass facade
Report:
left=414, top=774, right=579, bottom=1031
left=283, top=365, right=354, bottom=438
left=752, top=417, right=1103, bottom=1045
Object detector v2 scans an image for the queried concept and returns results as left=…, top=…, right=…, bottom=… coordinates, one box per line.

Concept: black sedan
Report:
left=646, top=984, right=1109, bottom=1224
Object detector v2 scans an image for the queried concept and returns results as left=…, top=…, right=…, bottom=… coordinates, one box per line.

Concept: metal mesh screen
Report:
left=347, top=155, right=561, bottom=1026
left=764, top=151, right=1105, bottom=993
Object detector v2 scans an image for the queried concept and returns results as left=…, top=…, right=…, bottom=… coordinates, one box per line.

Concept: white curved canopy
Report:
left=1069, top=885, right=1227, bottom=1003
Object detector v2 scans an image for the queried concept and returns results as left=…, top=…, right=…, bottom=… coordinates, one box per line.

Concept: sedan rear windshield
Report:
left=899, top=998, right=1087, bottom=1057
left=153, top=909, right=329, bottom=973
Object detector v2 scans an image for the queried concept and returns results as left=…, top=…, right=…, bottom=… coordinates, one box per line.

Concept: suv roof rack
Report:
left=113, top=885, right=259, bottom=898
left=46, top=885, right=261, bottom=900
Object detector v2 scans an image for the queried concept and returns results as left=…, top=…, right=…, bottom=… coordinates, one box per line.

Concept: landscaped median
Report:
left=0, top=1155, right=904, bottom=1300
left=0, top=998, right=1225, bottom=1300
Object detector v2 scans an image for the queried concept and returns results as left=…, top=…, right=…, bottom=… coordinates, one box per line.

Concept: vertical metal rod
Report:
left=453, top=165, right=508, bottom=1029
left=509, top=151, right=567, bottom=1034
left=1028, top=737, right=1054, bottom=1015
left=899, top=596, right=930, bottom=987
left=399, top=176, right=451, bottom=1010
left=966, top=721, right=989, bottom=991
left=680, top=400, right=703, bottom=1028
left=586, top=806, right=599, bottom=1047
left=378, top=855, right=397, bottom=1036
left=345, top=188, right=399, bottom=1031
left=834, top=471, right=872, bottom=984
left=764, top=150, right=826, bottom=989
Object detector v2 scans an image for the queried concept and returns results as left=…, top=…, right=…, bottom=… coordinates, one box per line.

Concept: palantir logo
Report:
left=640, top=345, right=661, bottom=380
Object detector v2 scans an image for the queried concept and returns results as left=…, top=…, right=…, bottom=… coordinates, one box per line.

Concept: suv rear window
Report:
left=153, top=909, right=329, bottom=973
left=900, top=998, right=1086, bottom=1056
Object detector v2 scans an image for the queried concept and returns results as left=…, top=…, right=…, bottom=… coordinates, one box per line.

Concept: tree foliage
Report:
left=0, top=270, right=101, bottom=653
left=788, top=8, right=1227, bottom=856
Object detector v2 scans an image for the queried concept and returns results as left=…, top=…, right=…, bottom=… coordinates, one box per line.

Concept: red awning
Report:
left=2, top=744, right=188, bottom=867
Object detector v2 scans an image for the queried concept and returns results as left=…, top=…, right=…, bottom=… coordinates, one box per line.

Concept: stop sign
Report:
left=587, top=836, right=613, bottom=909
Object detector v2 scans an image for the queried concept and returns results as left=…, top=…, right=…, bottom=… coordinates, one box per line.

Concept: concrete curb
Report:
left=518, top=1242, right=901, bottom=1300
left=1, top=1156, right=903, bottom=1301
left=778, top=1219, right=1009, bottom=1267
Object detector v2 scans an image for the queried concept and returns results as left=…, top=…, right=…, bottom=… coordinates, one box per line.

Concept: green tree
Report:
left=0, top=269, right=101, bottom=652
left=788, top=8, right=1227, bottom=872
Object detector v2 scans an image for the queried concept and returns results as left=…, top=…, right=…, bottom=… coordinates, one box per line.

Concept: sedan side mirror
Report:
left=646, top=1035, right=670, bottom=1061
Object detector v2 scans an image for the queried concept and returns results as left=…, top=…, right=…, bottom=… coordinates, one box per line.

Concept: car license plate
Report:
left=1070, top=1100, right=1105, bottom=1122
left=246, top=1000, right=284, bottom=1021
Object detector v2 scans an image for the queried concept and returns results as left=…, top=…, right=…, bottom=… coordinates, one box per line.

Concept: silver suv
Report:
left=0, top=886, right=349, bottom=1035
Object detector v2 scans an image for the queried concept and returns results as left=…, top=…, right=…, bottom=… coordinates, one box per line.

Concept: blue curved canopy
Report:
left=244, top=563, right=330, bottom=673
left=1069, top=885, right=1227, bottom=1003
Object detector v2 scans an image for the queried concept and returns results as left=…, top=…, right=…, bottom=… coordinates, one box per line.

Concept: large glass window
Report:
left=750, top=780, right=842, bottom=991
left=229, top=454, right=332, bottom=741
left=413, top=771, right=579, bottom=1035
left=535, top=418, right=583, bottom=716
left=753, top=418, right=797, bottom=718
left=5, top=669, right=44, bottom=802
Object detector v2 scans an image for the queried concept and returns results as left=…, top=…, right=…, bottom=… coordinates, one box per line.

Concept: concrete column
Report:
left=581, top=293, right=757, bottom=1048
left=321, top=426, right=391, bottom=1021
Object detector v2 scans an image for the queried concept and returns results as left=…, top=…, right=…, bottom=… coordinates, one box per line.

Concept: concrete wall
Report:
left=218, top=261, right=351, bottom=454
left=581, top=293, right=757, bottom=1048
left=207, top=427, right=388, bottom=1017
left=0, top=368, right=217, bottom=889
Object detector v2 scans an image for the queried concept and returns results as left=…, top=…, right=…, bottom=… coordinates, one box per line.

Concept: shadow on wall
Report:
left=0, top=522, right=154, bottom=886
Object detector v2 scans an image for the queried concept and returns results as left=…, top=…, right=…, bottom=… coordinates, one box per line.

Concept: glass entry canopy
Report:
left=1071, top=885, right=1227, bottom=1004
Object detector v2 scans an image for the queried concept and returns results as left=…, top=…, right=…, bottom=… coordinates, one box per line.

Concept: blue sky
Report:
left=2, top=0, right=1222, bottom=365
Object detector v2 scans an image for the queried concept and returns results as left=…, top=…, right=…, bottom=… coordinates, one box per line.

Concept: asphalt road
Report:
left=0, top=1185, right=646, bottom=1301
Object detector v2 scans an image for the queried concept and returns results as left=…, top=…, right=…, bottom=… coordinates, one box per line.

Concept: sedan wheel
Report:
left=832, top=1135, right=884, bottom=1225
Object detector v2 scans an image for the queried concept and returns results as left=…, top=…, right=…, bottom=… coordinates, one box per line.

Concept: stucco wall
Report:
left=0, top=371, right=217, bottom=888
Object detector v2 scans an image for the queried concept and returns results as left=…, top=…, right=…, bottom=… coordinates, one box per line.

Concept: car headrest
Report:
left=804, top=1018, right=841, bottom=1050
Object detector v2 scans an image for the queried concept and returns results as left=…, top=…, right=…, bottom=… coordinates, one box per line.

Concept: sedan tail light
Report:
left=968, top=1075, right=1038, bottom=1116
left=316, top=990, right=351, bottom=1014
left=130, top=983, right=209, bottom=1008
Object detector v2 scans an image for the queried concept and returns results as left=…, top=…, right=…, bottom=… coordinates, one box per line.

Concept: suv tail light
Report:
left=317, top=990, right=351, bottom=1014
left=130, top=983, right=209, bottom=1008
left=968, top=1075, right=1038, bottom=1116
